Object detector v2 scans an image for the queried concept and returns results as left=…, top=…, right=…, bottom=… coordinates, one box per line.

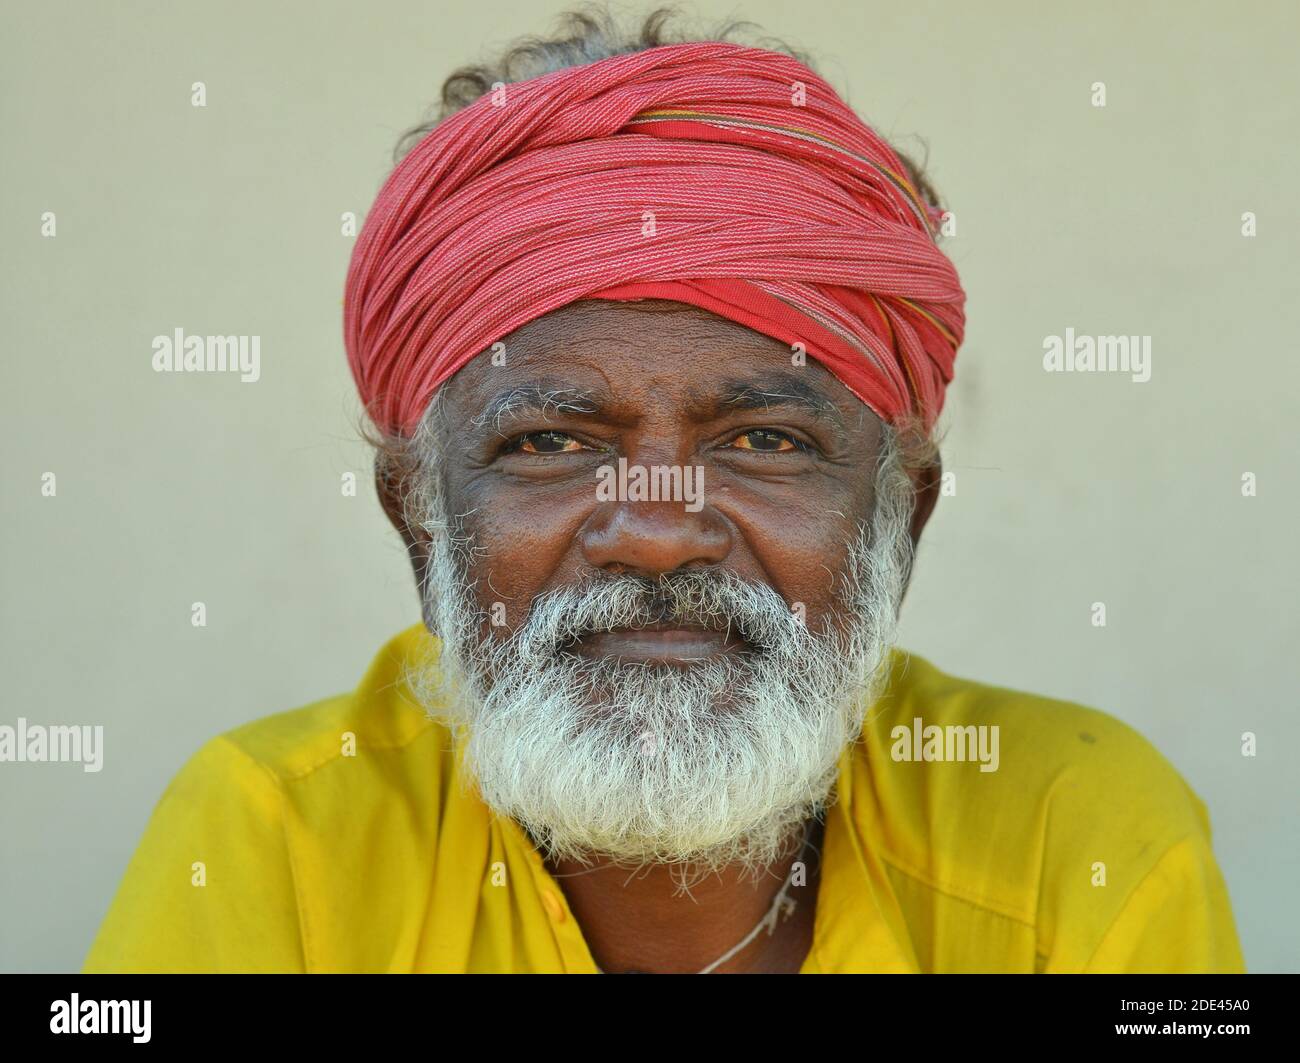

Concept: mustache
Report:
left=512, top=569, right=800, bottom=658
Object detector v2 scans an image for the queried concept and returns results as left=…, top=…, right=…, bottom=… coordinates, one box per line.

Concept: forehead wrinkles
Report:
left=444, top=301, right=813, bottom=420
left=508, top=301, right=790, bottom=363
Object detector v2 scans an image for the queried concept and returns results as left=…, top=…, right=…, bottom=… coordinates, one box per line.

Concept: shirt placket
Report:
left=501, top=815, right=601, bottom=973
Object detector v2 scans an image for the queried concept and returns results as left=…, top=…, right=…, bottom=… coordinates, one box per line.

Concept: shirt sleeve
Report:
left=1029, top=706, right=1247, bottom=975
left=1081, top=833, right=1245, bottom=973
left=82, top=736, right=306, bottom=973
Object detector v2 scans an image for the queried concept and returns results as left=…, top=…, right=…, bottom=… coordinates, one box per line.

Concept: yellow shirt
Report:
left=84, top=624, right=1245, bottom=973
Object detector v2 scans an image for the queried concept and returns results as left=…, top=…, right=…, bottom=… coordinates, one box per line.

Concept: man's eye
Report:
left=726, top=429, right=804, bottom=453
left=507, top=431, right=585, bottom=455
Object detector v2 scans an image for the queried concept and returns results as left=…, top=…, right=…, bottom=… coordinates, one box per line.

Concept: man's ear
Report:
left=375, top=458, right=432, bottom=595
left=907, top=455, right=942, bottom=552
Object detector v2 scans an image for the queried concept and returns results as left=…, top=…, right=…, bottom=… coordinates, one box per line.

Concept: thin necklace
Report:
left=595, top=819, right=817, bottom=975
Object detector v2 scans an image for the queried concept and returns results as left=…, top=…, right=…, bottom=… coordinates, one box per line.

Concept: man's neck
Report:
left=543, top=817, right=825, bottom=974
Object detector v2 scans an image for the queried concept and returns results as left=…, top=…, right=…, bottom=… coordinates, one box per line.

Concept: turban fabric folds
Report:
left=344, top=42, right=966, bottom=437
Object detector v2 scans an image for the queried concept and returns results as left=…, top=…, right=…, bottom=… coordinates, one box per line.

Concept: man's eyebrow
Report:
left=713, top=375, right=845, bottom=427
left=470, top=382, right=602, bottom=434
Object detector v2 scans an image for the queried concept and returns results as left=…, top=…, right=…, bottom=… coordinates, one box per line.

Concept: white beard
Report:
left=407, top=450, right=915, bottom=878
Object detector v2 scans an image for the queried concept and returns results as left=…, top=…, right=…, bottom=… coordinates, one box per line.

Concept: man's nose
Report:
left=579, top=500, right=733, bottom=577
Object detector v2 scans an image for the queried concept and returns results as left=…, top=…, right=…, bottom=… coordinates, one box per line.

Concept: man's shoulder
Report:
left=85, top=625, right=460, bottom=973
left=190, top=624, right=453, bottom=792
left=856, top=650, right=1213, bottom=924
left=874, top=649, right=1199, bottom=790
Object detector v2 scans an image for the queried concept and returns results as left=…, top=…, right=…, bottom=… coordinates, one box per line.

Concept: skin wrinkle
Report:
left=374, top=298, right=941, bottom=973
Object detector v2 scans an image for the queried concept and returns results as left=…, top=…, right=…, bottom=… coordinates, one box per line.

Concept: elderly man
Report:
left=85, top=11, right=1242, bottom=974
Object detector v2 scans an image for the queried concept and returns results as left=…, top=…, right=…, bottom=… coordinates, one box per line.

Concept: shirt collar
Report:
left=455, top=725, right=921, bottom=973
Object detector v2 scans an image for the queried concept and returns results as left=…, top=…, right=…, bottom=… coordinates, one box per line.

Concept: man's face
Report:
left=396, top=300, right=923, bottom=873
left=438, top=299, right=886, bottom=646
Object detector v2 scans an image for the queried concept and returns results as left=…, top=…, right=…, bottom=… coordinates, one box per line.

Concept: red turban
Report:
left=344, top=42, right=965, bottom=437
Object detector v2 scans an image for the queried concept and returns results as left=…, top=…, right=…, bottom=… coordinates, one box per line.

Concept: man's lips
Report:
left=568, top=623, right=751, bottom=664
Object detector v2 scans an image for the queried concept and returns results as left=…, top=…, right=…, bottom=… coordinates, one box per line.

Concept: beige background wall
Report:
left=2, top=0, right=1296, bottom=971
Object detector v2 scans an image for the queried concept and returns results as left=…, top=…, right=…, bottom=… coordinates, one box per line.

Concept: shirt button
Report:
left=541, top=891, right=566, bottom=922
